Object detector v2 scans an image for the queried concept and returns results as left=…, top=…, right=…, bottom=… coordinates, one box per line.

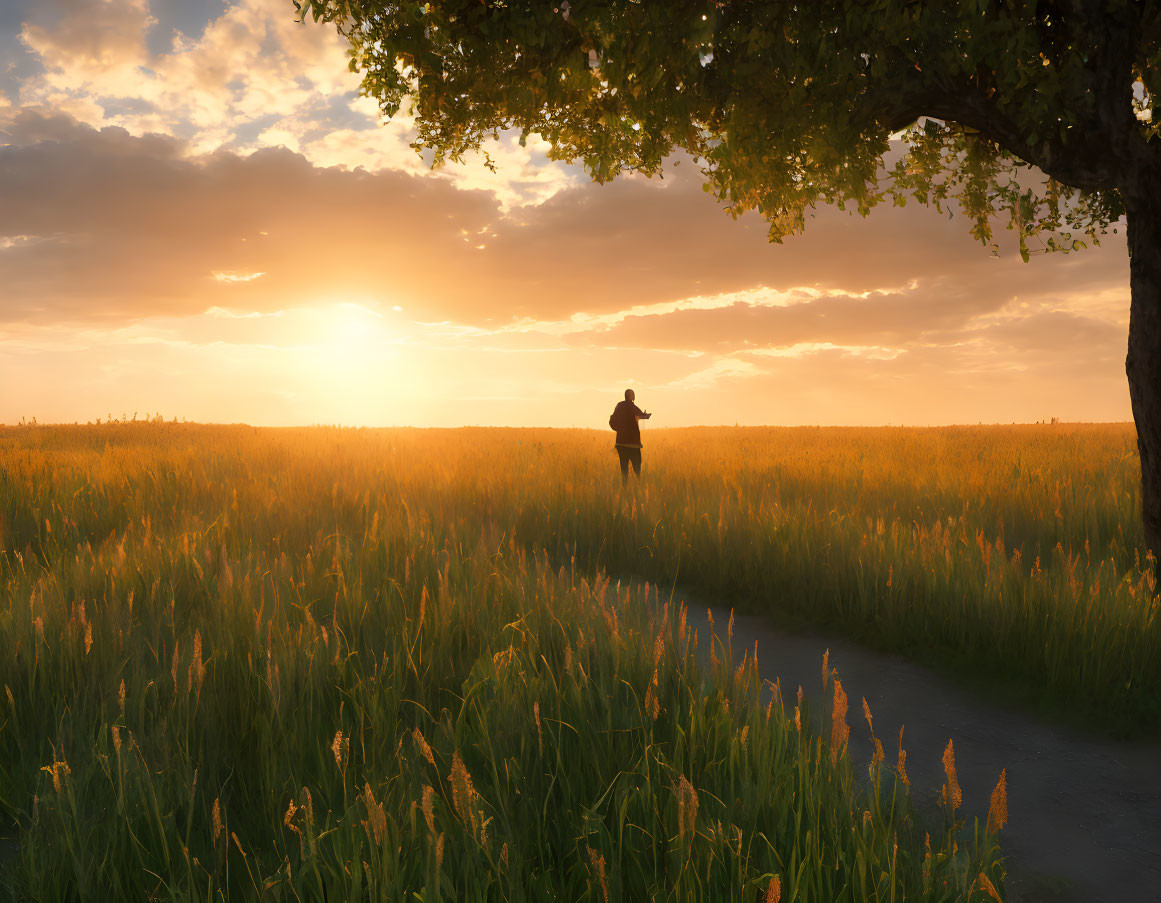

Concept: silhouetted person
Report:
left=609, top=389, right=652, bottom=484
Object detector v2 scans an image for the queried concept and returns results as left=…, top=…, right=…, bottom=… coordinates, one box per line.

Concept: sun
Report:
left=327, top=302, right=389, bottom=356
left=291, top=301, right=423, bottom=424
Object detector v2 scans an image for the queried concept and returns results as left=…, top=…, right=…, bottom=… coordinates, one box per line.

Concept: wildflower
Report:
left=987, top=769, right=1008, bottom=834
left=940, top=739, right=962, bottom=811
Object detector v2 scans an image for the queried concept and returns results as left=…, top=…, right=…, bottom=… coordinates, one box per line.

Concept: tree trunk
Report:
left=1126, top=183, right=1161, bottom=561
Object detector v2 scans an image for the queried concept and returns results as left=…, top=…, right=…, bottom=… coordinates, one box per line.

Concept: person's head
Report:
left=625, top=389, right=635, bottom=402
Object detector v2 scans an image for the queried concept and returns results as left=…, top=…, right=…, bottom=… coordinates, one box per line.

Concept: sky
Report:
left=0, top=0, right=1136, bottom=428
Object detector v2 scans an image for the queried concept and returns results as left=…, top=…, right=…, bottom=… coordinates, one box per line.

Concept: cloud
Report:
left=212, top=271, right=265, bottom=283
left=0, top=109, right=499, bottom=321
left=0, top=107, right=1133, bottom=351
left=12, top=0, right=576, bottom=209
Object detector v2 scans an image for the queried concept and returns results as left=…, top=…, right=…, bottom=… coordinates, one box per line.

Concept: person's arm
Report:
left=633, top=404, right=652, bottom=420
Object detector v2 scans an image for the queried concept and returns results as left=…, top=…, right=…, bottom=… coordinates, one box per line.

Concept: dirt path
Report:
left=641, top=584, right=1161, bottom=903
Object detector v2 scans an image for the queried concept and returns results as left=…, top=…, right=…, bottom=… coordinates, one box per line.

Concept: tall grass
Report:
left=509, top=425, right=1161, bottom=732
left=0, top=423, right=1010, bottom=899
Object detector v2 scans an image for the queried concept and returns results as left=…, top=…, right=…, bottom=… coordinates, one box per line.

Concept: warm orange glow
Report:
left=0, top=0, right=1134, bottom=427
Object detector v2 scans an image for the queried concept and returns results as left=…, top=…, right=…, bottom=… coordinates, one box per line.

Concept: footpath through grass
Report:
left=0, top=424, right=1009, bottom=900
left=512, top=424, right=1159, bottom=734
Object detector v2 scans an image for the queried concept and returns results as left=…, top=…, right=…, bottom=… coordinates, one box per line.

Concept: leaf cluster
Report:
left=298, top=0, right=1159, bottom=253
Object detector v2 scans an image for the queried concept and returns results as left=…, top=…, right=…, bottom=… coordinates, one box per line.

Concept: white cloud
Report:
left=15, top=0, right=577, bottom=209
left=747, top=342, right=904, bottom=360
left=661, top=356, right=765, bottom=390
left=212, top=270, right=265, bottom=283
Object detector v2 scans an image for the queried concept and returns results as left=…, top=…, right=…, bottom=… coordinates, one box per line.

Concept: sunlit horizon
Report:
left=0, top=0, right=1136, bottom=429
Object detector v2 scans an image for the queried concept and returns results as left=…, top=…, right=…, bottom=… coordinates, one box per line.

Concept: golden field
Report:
left=2, top=421, right=1150, bottom=899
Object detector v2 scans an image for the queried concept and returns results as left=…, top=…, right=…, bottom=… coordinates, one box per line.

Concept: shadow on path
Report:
left=634, top=583, right=1161, bottom=903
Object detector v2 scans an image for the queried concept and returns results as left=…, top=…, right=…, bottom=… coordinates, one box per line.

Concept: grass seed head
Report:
left=188, top=630, right=204, bottom=695
left=421, top=784, right=436, bottom=834
left=361, top=782, right=386, bottom=846
left=587, top=846, right=609, bottom=903
left=765, top=875, right=781, bottom=903
left=897, top=726, right=910, bottom=787
left=302, top=787, right=313, bottom=828
left=975, top=872, right=1003, bottom=902
left=831, top=676, right=849, bottom=763
left=675, top=775, right=698, bottom=841
left=449, top=751, right=477, bottom=824
left=413, top=728, right=435, bottom=767
left=42, top=757, right=70, bottom=793
left=941, top=739, right=962, bottom=811
left=987, top=768, right=1008, bottom=834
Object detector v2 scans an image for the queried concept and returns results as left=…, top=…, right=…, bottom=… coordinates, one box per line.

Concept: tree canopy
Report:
left=300, top=0, right=1156, bottom=259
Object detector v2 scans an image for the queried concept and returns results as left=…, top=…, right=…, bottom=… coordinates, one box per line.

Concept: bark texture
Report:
left=1126, top=181, right=1161, bottom=561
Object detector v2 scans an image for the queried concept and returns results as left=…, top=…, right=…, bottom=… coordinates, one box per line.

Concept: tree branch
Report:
left=872, top=83, right=1118, bottom=192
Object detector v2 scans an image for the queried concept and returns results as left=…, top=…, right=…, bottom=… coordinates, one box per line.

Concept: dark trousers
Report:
left=616, top=445, right=642, bottom=482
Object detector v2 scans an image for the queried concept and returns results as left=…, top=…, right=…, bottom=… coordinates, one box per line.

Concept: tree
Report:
left=301, top=0, right=1161, bottom=555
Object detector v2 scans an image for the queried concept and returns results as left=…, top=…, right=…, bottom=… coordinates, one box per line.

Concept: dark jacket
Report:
left=610, top=400, right=645, bottom=447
